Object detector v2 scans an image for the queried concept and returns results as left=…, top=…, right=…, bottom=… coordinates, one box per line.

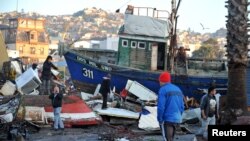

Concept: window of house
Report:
left=122, top=40, right=128, bottom=47
left=30, top=34, right=35, bottom=40
left=40, top=47, right=44, bottom=55
left=138, top=42, right=146, bottom=49
left=131, top=41, right=137, bottom=48
left=30, top=47, right=36, bottom=54
left=19, top=46, right=23, bottom=53
left=10, top=20, right=17, bottom=28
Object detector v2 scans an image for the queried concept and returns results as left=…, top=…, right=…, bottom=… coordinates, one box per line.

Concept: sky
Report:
left=0, top=0, right=227, bottom=33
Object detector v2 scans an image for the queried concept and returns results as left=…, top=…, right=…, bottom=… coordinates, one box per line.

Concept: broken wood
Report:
left=110, top=117, right=137, bottom=125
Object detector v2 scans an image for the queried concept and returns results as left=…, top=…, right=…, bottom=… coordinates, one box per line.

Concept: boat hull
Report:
left=64, top=51, right=228, bottom=100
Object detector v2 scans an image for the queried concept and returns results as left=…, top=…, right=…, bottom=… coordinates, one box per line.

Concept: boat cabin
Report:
left=117, top=6, right=171, bottom=71
left=116, top=6, right=228, bottom=77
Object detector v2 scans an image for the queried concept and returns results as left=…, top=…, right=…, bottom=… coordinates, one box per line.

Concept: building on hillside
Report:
left=73, top=39, right=91, bottom=48
left=0, top=18, right=49, bottom=64
left=178, top=42, right=201, bottom=57
left=100, top=37, right=119, bottom=51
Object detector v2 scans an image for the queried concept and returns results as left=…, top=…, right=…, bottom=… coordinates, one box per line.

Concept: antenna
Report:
left=16, top=0, right=18, bottom=12
left=115, top=0, right=132, bottom=13
left=200, top=23, right=210, bottom=30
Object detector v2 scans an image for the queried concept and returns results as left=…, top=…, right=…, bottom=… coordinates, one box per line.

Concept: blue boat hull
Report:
left=64, top=51, right=228, bottom=100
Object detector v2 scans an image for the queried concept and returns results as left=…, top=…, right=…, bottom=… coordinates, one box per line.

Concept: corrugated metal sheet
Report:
left=138, top=106, right=159, bottom=131
left=96, top=107, right=140, bottom=119
left=126, top=80, right=157, bottom=101
left=247, top=68, right=250, bottom=106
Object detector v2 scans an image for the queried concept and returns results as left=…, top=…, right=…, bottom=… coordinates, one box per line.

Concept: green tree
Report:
left=73, top=10, right=85, bottom=17
left=192, top=38, right=225, bottom=59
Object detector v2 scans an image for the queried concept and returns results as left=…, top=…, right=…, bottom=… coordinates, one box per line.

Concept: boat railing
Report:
left=187, top=58, right=227, bottom=72
left=125, top=5, right=170, bottom=21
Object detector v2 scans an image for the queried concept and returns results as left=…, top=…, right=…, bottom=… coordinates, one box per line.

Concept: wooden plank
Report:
left=109, top=117, right=137, bottom=125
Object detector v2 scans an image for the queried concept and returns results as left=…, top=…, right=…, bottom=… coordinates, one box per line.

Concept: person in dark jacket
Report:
left=157, top=72, right=184, bottom=141
left=49, top=85, right=64, bottom=131
left=41, top=55, right=58, bottom=95
left=199, top=86, right=218, bottom=139
left=99, top=74, right=111, bottom=109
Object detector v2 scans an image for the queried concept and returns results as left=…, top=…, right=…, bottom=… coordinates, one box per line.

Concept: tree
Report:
left=73, top=10, right=85, bottom=17
left=220, top=0, right=248, bottom=124
left=192, top=38, right=225, bottom=59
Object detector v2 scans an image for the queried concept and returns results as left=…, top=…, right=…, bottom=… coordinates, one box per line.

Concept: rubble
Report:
left=15, top=68, right=41, bottom=95
left=125, top=80, right=157, bottom=101
left=0, top=95, right=21, bottom=123
left=181, top=108, right=201, bottom=124
left=96, top=107, right=140, bottom=119
left=138, top=106, right=159, bottom=131
left=0, top=80, right=16, bottom=96
left=0, top=58, right=200, bottom=141
left=24, top=106, right=47, bottom=124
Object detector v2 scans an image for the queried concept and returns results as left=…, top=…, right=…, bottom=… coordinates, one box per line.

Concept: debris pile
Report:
left=0, top=58, right=199, bottom=141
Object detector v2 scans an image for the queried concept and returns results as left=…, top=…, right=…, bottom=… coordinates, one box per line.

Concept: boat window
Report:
left=122, top=40, right=128, bottom=47
left=138, top=42, right=146, bottom=49
left=131, top=41, right=137, bottom=48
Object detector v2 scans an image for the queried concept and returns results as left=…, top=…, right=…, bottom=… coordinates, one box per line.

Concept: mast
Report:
left=166, top=0, right=181, bottom=72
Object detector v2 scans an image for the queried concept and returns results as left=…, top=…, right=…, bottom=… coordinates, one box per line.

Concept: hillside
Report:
left=0, top=8, right=226, bottom=43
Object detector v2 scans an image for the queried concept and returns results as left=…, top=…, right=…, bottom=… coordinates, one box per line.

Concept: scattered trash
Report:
left=15, top=68, right=41, bottom=94
left=181, top=108, right=201, bottom=124
left=0, top=81, right=16, bottom=96
left=115, top=137, right=130, bottom=141
left=138, top=106, right=159, bottom=131
left=0, top=113, right=13, bottom=123
left=96, top=107, right=140, bottom=119
left=125, top=80, right=157, bottom=101
left=24, top=106, right=47, bottom=124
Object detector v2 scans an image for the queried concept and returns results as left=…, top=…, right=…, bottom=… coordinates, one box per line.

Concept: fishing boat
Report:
left=60, top=5, right=228, bottom=100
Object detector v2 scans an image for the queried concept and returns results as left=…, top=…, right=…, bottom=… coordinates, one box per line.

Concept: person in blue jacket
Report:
left=157, top=71, right=184, bottom=141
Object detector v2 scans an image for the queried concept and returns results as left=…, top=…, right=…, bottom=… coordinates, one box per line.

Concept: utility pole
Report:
left=165, top=0, right=181, bottom=73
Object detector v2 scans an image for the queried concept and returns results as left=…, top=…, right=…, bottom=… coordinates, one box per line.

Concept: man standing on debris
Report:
left=157, top=71, right=184, bottom=141
left=41, top=55, right=58, bottom=95
left=49, top=85, right=64, bottom=131
left=199, top=86, right=218, bottom=139
left=99, top=74, right=111, bottom=109
left=175, top=46, right=187, bottom=67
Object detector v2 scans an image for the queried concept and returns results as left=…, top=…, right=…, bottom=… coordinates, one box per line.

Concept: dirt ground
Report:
left=0, top=120, right=204, bottom=141
left=27, top=123, right=199, bottom=141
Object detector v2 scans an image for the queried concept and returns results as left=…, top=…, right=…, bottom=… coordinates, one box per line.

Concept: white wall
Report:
left=100, top=37, right=119, bottom=51
left=7, top=49, right=19, bottom=58
left=74, top=40, right=91, bottom=48
left=49, top=44, right=58, bottom=50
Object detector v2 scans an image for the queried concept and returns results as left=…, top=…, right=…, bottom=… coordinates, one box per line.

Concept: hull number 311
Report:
left=82, top=68, right=94, bottom=79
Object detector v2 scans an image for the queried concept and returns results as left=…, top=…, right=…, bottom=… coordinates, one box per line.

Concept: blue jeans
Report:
left=42, top=80, right=51, bottom=95
left=53, top=107, right=64, bottom=129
